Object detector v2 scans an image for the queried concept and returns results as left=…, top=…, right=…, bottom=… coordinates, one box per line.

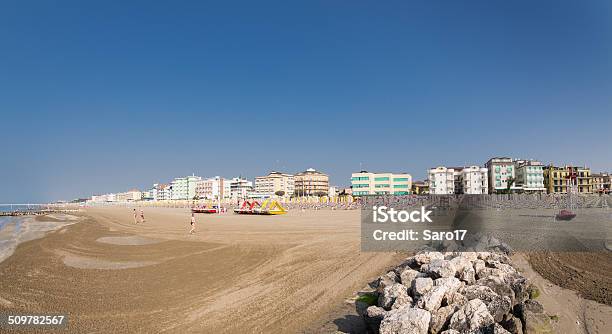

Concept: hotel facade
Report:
left=427, top=166, right=487, bottom=194
left=170, top=175, right=202, bottom=200
left=294, top=168, right=329, bottom=196
left=351, top=171, right=412, bottom=196
left=514, top=160, right=546, bottom=193
left=195, top=177, right=230, bottom=200
left=544, top=165, right=593, bottom=194
left=592, top=173, right=611, bottom=194
left=485, top=157, right=520, bottom=194
left=229, top=177, right=253, bottom=200
left=459, top=166, right=489, bottom=194
left=254, top=171, right=295, bottom=198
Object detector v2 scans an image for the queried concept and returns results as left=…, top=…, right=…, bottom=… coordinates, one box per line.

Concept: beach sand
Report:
left=515, top=254, right=612, bottom=334
left=0, top=208, right=402, bottom=333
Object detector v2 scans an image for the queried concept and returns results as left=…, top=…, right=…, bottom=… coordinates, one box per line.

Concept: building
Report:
left=115, top=189, right=142, bottom=202
left=141, top=189, right=154, bottom=200
left=514, top=160, right=546, bottom=193
left=428, top=167, right=458, bottom=194
left=294, top=168, right=329, bottom=196
left=411, top=181, right=429, bottom=195
left=254, top=171, right=295, bottom=198
left=90, top=193, right=116, bottom=202
left=222, top=180, right=232, bottom=200
left=459, top=166, right=489, bottom=194
left=350, top=171, right=412, bottom=196
left=171, top=175, right=201, bottom=200
left=485, top=157, right=520, bottom=194
left=543, top=165, right=593, bottom=194
left=428, top=166, right=487, bottom=194
left=604, top=174, right=612, bottom=194
left=195, top=177, right=229, bottom=200
left=229, top=177, right=253, bottom=200
left=153, top=183, right=172, bottom=201
left=592, top=173, right=607, bottom=194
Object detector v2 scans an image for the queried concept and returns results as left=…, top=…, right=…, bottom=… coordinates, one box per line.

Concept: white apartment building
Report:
left=195, top=176, right=229, bottom=200
left=485, top=157, right=520, bottom=193
left=459, top=166, right=489, bottom=194
left=171, top=175, right=201, bottom=200
left=350, top=171, right=412, bottom=196
left=90, top=193, right=116, bottom=202
left=229, top=177, right=253, bottom=200
left=428, top=166, right=488, bottom=194
left=141, top=189, right=153, bottom=200
left=153, top=183, right=172, bottom=201
left=254, top=171, right=295, bottom=198
left=428, top=167, right=458, bottom=194
left=514, top=160, right=546, bottom=193
left=222, top=181, right=231, bottom=200
left=115, top=189, right=142, bottom=202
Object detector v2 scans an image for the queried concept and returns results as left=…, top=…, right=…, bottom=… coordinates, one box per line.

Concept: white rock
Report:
left=377, top=271, right=400, bottom=293
left=435, top=277, right=462, bottom=295
left=473, top=259, right=486, bottom=278
left=430, top=304, right=460, bottom=334
left=459, top=266, right=476, bottom=285
left=399, top=268, right=422, bottom=287
left=449, top=255, right=472, bottom=274
left=462, top=285, right=499, bottom=303
left=422, top=259, right=456, bottom=279
left=380, top=306, right=431, bottom=334
left=448, top=299, right=495, bottom=332
left=417, top=285, right=447, bottom=312
left=414, top=252, right=445, bottom=265
left=379, top=283, right=410, bottom=310
left=412, top=277, right=434, bottom=298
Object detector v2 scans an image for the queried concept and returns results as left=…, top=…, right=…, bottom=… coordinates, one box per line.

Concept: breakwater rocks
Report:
left=356, top=250, right=553, bottom=334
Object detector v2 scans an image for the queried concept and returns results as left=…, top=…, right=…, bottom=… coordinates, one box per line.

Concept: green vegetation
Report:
left=356, top=293, right=378, bottom=306
left=528, top=285, right=541, bottom=299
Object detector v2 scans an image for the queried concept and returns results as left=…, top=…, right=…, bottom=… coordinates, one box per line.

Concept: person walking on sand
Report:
left=140, top=209, right=145, bottom=223
left=133, top=208, right=138, bottom=224
left=189, top=213, right=196, bottom=234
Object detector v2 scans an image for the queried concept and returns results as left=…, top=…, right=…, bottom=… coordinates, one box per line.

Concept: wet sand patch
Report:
left=62, top=253, right=158, bottom=270
left=96, top=235, right=161, bottom=245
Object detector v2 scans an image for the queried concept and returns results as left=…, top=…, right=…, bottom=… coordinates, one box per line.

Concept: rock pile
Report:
left=357, top=250, right=553, bottom=334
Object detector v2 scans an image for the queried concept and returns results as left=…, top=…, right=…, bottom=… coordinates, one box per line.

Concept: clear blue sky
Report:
left=1, top=0, right=611, bottom=202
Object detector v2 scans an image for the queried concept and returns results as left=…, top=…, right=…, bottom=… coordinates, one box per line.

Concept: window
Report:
left=393, top=184, right=409, bottom=188
left=351, top=176, right=369, bottom=181
left=353, top=191, right=370, bottom=196
left=375, top=184, right=390, bottom=188
left=374, top=177, right=390, bottom=181
left=393, top=177, right=409, bottom=182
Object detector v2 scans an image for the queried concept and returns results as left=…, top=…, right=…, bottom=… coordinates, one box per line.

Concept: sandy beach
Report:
left=0, top=208, right=402, bottom=333
left=0, top=207, right=611, bottom=333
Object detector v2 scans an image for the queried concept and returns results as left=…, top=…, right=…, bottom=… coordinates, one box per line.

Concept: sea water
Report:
left=0, top=215, right=78, bottom=264
left=0, top=204, right=46, bottom=213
